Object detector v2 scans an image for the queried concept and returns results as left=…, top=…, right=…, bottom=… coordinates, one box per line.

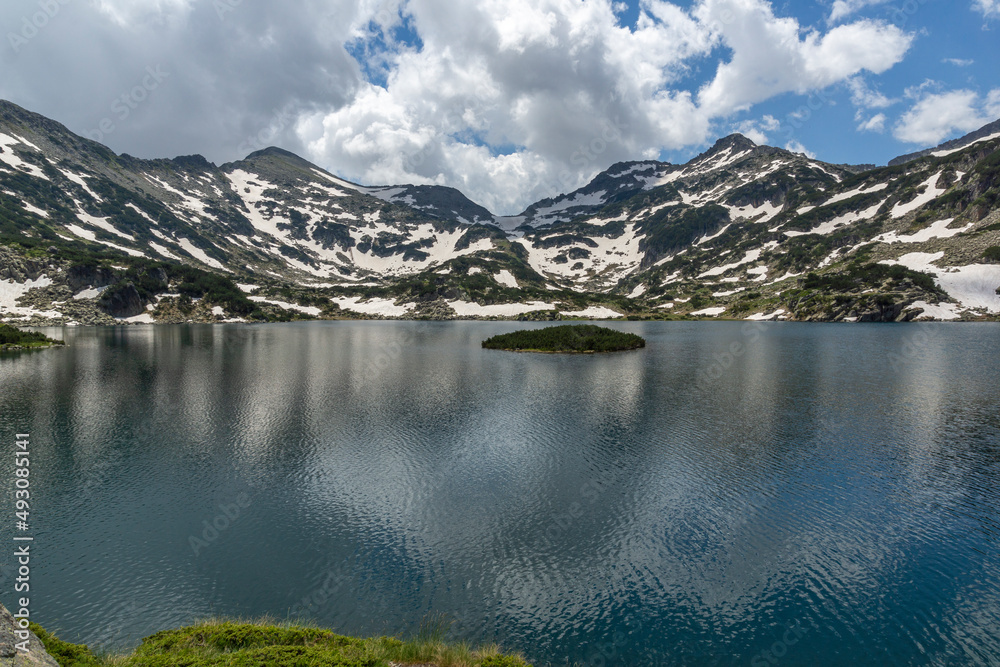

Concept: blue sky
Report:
left=686, top=0, right=1000, bottom=167
left=1, top=0, right=998, bottom=213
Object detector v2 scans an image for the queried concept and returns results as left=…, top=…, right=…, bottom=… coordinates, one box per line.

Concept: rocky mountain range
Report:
left=1, top=98, right=998, bottom=324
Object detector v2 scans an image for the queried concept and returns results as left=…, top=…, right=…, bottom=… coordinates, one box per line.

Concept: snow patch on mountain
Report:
left=177, top=238, right=227, bottom=271
left=875, top=218, right=974, bottom=244
left=60, top=169, right=103, bottom=201
left=494, top=270, right=518, bottom=288
left=561, top=306, right=623, bottom=319
left=821, top=182, right=888, bottom=207
left=249, top=296, right=323, bottom=317
left=890, top=172, right=947, bottom=219
left=0, top=132, right=49, bottom=180
left=75, top=209, right=135, bottom=241
left=0, top=276, right=62, bottom=320
left=700, top=244, right=776, bottom=278
left=448, top=300, right=554, bottom=317
left=785, top=200, right=885, bottom=237
left=691, top=306, right=727, bottom=317
left=932, top=133, right=1000, bottom=158
left=882, top=252, right=1000, bottom=313
left=909, top=300, right=962, bottom=321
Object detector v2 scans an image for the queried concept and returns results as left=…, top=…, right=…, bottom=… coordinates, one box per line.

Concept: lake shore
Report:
left=10, top=610, right=531, bottom=667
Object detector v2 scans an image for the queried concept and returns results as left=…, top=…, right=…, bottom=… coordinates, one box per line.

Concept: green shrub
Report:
left=0, top=324, right=61, bottom=347
left=985, top=246, right=1000, bottom=262
left=483, top=325, right=645, bottom=353
left=802, top=262, right=938, bottom=293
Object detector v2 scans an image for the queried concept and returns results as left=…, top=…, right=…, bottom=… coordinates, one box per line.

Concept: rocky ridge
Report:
left=1, top=99, right=999, bottom=324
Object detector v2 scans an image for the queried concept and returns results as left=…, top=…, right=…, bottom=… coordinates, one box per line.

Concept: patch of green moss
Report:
left=29, top=623, right=100, bottom=667
left=31, top=619, right=532, bottom=667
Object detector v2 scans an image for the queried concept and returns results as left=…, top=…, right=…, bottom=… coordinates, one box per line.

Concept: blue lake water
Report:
left=1, top=321, right=999, bottom=665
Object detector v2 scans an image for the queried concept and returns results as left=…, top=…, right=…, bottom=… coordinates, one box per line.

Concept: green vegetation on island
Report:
left=31, top=618, right=532, bottom=667
left=482, top=324, right=646, bottom=353
left=0, top=323, right=63, bottom=350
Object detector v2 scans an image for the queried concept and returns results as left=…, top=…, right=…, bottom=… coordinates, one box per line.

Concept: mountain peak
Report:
left=171, top=154, right=216, bottom=170
left=245, top=146, right=306, bottom=161
left=710, top=133, right=758, bottom=154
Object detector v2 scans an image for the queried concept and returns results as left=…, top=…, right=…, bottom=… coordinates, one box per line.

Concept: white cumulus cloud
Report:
left=298, top=0, right=913, bottom=214
left=92, top=0, right=194, bottom=26
left=857, top=113, right=887, bottom=133
left=973, top=0, right=1000, bottom=18
left=733, top=115, right=780, bottom=144
left=694, top=0, right=911, bottom=118
left=785, top=140, right=816, bottom=158
left=849, top=77, right=894, bottom=110
left=828, top=0, right=892, bottom=24
left=894, top=88, right=1000, bottom=145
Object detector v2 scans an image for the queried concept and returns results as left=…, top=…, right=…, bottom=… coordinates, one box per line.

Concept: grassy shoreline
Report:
left=31, top=618, right=532, bottom=667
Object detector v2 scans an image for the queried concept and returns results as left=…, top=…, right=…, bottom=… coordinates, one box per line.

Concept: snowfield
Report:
left=0, top=276, right=62, bottom=320
left=560, top=306, right=623, bottom=319
left=874, top=218, right=974, bottom=244
left=691, top=306, right=727, bottom=317
left=447, top=300, right=555, bottom=317
left=0, top=132, right=49, bottom=180
left=881, top=252, right=1000, bottom=313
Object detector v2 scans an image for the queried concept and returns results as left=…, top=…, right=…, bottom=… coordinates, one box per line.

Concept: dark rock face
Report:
left=98, top=283, right=145, bottom=318
left=858, top=302, right=904, bottom=323
left=67, top=264, right=117, bottom=291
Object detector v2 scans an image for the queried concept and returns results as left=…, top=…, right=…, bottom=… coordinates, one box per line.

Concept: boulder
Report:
left=98, top=283, right=146, bottom=318
left=0, top=603, right=59, bottom=667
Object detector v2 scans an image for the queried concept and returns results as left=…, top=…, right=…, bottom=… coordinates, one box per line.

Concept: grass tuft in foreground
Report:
left=31, top=618, right=532, bottom=667
left=482, top=324, right=646, bottom=353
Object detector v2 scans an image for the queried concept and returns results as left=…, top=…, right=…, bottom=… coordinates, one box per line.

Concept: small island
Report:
left=482, top=325, right=646, bottom=354
left=0, top=323, right=64, bottom=351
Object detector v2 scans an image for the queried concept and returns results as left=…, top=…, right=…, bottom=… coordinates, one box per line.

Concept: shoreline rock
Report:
left=0, top=603, right=59, bottom=667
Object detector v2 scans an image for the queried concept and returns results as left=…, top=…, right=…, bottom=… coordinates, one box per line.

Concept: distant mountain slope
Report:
left=1, top=99, right=998, bottom=324
left=890, top=118, right=1000, bottom=166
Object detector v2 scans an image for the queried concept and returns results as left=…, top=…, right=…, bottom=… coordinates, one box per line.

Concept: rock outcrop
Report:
left=0, top=603, right=59, bottom=667
left=97, top=283, right=146, bottom=318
